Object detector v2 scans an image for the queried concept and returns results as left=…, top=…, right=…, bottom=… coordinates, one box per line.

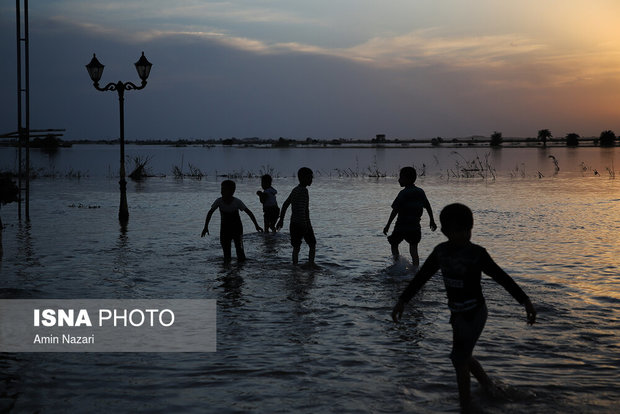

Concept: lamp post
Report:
left=85, top=52, right=152, bottom=224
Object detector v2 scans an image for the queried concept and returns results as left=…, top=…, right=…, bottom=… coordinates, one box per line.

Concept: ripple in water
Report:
left=0, top=148, right=619, bottom=413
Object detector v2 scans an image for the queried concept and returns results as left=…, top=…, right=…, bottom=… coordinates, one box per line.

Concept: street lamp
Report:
left=86, top=52, right=152, bottom=224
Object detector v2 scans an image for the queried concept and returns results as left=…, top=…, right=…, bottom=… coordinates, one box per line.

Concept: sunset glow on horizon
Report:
left=2, top=1, right=620, bottom=140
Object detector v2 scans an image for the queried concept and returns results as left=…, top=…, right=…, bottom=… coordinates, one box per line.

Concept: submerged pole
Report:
left=15, top=0, right=22, bottom=220
left=118, top=85, right=128, bottom=224
left=24, top=0, right=30, bottom=221
left=15, top=0, right=30, bottom=221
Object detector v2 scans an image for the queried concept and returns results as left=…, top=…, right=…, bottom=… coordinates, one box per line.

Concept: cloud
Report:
left=157, top=1, right=322, bottom=25
left=40, top=13, right=620, bottom=96
left=49, top=16, right=543, bottom=65
left=44, top=0, right=322, bottom=26
left=345, top=30, right=546, bottom=67
left=3, top=9, right=620, bottom=140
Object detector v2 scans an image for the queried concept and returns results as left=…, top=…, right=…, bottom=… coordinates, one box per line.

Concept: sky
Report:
left=2, top=0, right=620, bottom=141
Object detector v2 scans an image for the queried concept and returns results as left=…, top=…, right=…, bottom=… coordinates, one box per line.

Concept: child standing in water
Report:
left=201, top=180, right=263, bottom=263
left=256, top=174, right=279, bottom=233
left=383, top=166, right=437, bottom=267
left=392, top=203, right=537, bottom=412
left=277, top=167, right=316, bottom=265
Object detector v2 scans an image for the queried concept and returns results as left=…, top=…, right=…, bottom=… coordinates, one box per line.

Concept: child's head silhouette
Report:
left=221, top=180, right=236, bottom=198
left=440, top=203, right=474, bottom=234
left=261, top=174, right=272, bottom=189
left=297, top=167, right=313, bottom=186
left=398, top=167, right=417, bottom=186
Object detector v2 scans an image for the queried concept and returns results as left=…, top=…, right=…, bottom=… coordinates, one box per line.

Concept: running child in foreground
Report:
left=277, top=167, right=316, bottom=265
left=256, top=174, right=279, bottom=233
left=383, top=166, right=437, bottom=267
left=391, top=203, right=536, bottom=412
left=201, top=180, right=263, bottom=263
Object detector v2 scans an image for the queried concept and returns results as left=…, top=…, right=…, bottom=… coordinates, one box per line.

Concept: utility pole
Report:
left=16, top=0, right=31, bottom=221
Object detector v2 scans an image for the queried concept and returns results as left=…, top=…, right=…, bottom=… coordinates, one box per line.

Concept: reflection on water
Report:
left=217, top=268, right=245, bottom=306
left=0, top=147, right=618, bottom=413
left=1, top=144, right=619, bottom=179
left=16, top=222, right=34, bottom=263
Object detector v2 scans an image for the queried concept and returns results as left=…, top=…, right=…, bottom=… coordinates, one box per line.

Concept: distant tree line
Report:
left=489, top=129, right=617, bottom=147
left=2, top=131, right=616, bottom=148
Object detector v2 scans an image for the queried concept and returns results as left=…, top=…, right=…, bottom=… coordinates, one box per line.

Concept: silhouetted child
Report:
left=201, top=180, right=263, bottom=263
left=383, top=166, right=437, bottom=267
left=391, top=203, right=536, bottom=412
left=256, top=174, right=279, bottom=233
left=276, top=167, right=315, bottom=265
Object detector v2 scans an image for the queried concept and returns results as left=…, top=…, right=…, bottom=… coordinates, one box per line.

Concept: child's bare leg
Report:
left=308, top=244, right=316, bottom=264
left=391, top=243, right=400, bottom=261
left=409, top=243, right=420, bottom=267
left=453, top=360, right=472, bottom=412
left=292, top=246, right=300, bottom=265
left=221, top=240, right=232, bottom=264
left=263, top=218, right=269, bottom=233
left=469, top=356, right=491, bottom=389
left=234, top=237, right=245, bottom=262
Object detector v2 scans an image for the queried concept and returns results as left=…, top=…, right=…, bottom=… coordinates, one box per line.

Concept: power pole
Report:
left=16, top=0, right=30, bottom=221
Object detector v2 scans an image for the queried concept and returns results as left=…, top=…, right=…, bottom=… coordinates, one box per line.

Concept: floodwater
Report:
left=0, top=145, right=619, bottom=413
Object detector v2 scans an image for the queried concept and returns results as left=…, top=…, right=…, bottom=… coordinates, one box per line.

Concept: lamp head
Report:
left=85, top=54, right=105, bottom=83
left=134, top=52, right=152, bottom=81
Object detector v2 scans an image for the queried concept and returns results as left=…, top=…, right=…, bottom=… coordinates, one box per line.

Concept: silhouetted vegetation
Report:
left=187, top=164, right=205, bottom=179
left=272, top=137, right=294, bottom=148
left=538, top=129, right=552, bottom=147
left=68, top=203, right=101, bottom=209
left=29, top=134, right=71, bottom=151
left=172, top=162, right=205, bottom=179
left=599, top=130, right=616, bottom=147
left=445, top=152, right=496, bottom=180
left=258, top=165, right=279, bottom=178
left=490, top=131, right=503, bottom=147
left=548, top=155, right=560, bottom=174
left=331, top=166, right=387, bottom=178
left=431, top=137, right=443, bottom=146
left=5, top=134, right=611, bottom=149
left=371, top=134, right=387, bottom=143
left=606, top=164, right=616, bottom=179
left=171, top=155, right=205, bottom=179
left=129, top=155, right=153, bottom=181
left=510, top=163, right=528, bottom=178
left=565, top=133, right=579, bottom=146
left=216, top=169, right=260, bottom=179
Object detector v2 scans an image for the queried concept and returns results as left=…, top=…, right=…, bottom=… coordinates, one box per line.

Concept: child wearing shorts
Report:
left=201, top=180, right=263, bottom=263
left=256, top=174, right=280, bottom=233
left=277, top=167, right=316, bottom=265
left=391, top=203, right=536, bottom=412
left=383, top=166, right=437, bottom=267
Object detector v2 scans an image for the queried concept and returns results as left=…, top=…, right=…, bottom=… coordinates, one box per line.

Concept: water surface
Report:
left=0, top=146, right=618, bottom=413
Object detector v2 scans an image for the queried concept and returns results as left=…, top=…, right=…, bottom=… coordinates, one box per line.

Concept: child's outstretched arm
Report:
left=276, top=195, right=291, bottom=230
left=481, top=250, right=537, bottom=325
left=524, top=297, right=536, bottom=325
left=423, top=199, right=437, bottom=231
left=201, top=207, right=217, bottom=237
left=243, top=207, right=264, bottom=232
left=383, top=209, right=398, bottom=235
left=391, top=251, right=439, bottom=322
